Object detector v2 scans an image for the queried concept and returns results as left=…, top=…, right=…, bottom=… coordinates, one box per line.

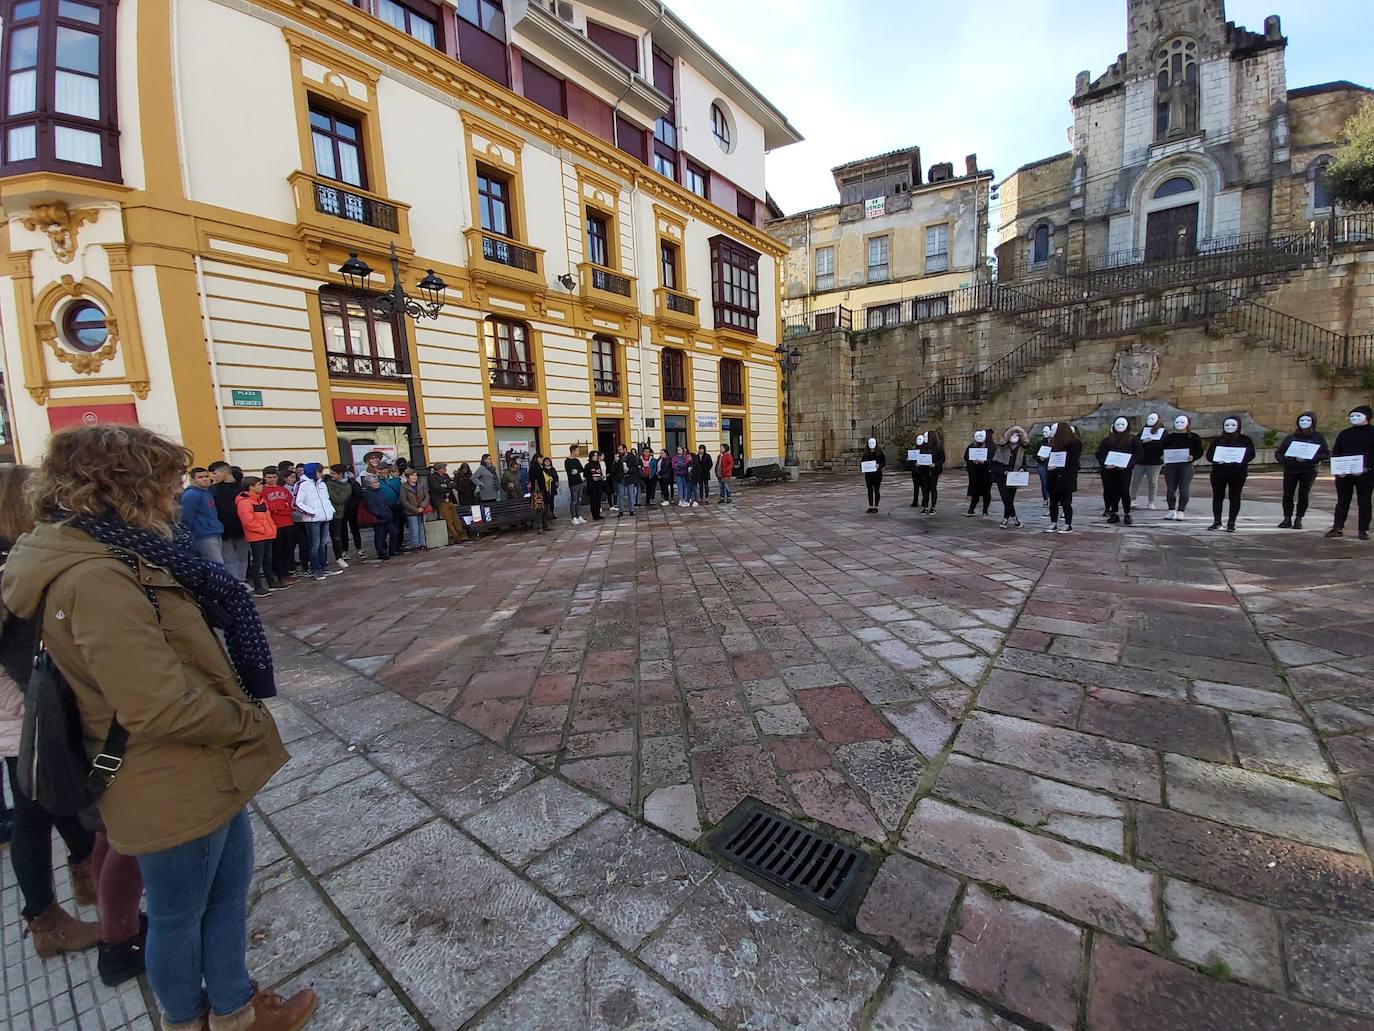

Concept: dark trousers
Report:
left=660, top=477, right=674, bottom=503
left=1282, top=468, right=1317, bottom=521
left=646, top=477, right=658, bottom=504
left=293, top=524, right=309, bottom=570
left=1049, top=480, right=1075, bottom=526
left=1210, top=469, right=1248, bottom=525
left=1333, top=474, right=1374, bottom=533
left=247, top=539, right=274, bottom=588
left=6, top=756, right=96, bottom=920
left=329, top=517, right=348, bottom=562
left=271, top=525, right=294, bottom=580
left=372, top=518, right=402, bottom=558
left=588, top=482, right=603, bottom=519
left=345, top=505, right=362, bottom=550
left=998, top=483, right=1019, bottom=519
left=921, top=471, right=940, bottom=509
left=865, top=473, right=882, bottom=507
left=911, top=469, right=927, bottom=504
left=966, top=469, right=991, bottom=514
left=1102, top=470, right=1132, bottom=515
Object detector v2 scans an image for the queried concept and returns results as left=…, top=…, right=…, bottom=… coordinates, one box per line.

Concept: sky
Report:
left=666, top=0, right=1374, bottom=218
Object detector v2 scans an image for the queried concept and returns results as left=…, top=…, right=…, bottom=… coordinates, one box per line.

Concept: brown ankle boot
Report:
left=68, top=858, right=96, bottom=908
left=209, top=988, right=317, bottom=1031
left=26, top=901, right=102, bottom=958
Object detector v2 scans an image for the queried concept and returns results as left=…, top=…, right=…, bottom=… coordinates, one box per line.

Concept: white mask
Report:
left=868, top=437, right=877, bottom=448
left=1146, top=414, right=1159, bottom=427
left=916, top=434, right=927, bottom=446
left=1049, top=423, right=1059, bottom=436
left=1042, top=426, right=1052, bottom=438
left=1352, top=413, right=1368, bottom=427
left=1223, top=419, right=1240, bottom=433
left=1113, top=418, right=1128, bottom=433
left=1298, top=416, right=1313, bottom=430
left=974, top=430, right=986, bottom=444
left=1174, top=416, right=1189, bottom=431
left=1010, top=434, right=1020, bottom=444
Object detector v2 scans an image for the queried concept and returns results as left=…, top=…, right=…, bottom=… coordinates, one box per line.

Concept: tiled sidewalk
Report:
left=6, top=471, right=1374, bottom=1029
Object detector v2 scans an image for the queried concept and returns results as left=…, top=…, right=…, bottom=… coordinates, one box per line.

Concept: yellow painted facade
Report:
left=0, top=0, right=797, bottom=469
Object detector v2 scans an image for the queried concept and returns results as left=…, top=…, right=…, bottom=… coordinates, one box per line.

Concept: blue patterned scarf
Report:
left=66, top=513, right=276, bottom=699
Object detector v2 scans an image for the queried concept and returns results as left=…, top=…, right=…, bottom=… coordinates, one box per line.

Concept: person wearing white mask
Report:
left=1326, top=405, right=1374, bottom=539
left=1206, top=416, right=1256, bottom=532
left=964, top=429, right=994, bottom=517
left=1043, top=421, right=1082, bottom=533
left=1276, top=411, right=1329, bottom=529
left=908, top=433, right=929, bottom=509
left=1131, top=413, right=1166, bottom=509
left=1096, top=417, right=1142, bottom=525
left=1160, top=415, right=1204, bottom=520
left=861, top=436, right=886, bottom=514
left=1034, top=425, right=1053, bottom=507
left=915, top=430, right=946, bottom=514
left=991, top=426, right=1030, bottom=528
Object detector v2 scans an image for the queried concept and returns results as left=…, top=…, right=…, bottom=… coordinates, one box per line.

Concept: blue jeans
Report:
left=406, top=514, right=425, bottom=547
left=137, top=809, right=254, bottom=1025
left=618, top=481, right=636, bottom=514
left=718, top=476, right=732, bottom=500
left=305, top=520, right=328, bottom=573
left=1035, top=463, right=1050, bottom=501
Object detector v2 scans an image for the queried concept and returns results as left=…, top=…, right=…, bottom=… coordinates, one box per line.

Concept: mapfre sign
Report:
left=331, top=398, right=411, bottom=423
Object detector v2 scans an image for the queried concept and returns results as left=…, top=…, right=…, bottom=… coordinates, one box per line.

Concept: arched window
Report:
left=710, top=102, right=731, bottom=151
left=1155, top=36, right=1199, bottom=140
left=1153, top=176, right=1195, bottom=199
left=661, top=347, right=686, bottom=402
left=1031, top=224, right=1051, bottom=265
left=1312, top=157, right=1334, bottom=212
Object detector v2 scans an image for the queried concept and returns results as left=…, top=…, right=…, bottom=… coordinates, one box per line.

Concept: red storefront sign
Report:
left=47, top=402, right=139, bottom=431
left=332, top=398, right=411, bottom=424
left=491, top=405, right=543, bottom=427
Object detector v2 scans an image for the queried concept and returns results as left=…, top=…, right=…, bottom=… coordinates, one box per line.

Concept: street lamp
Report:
left=775, top=344, right=802, bottom=467
left=336, top=242, right=446, bottom=469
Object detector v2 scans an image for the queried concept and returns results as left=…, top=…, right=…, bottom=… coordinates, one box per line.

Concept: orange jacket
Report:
left=235, top=492, right=277, bottom=543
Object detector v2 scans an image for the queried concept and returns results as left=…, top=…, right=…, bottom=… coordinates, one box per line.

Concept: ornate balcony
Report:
left=464, top=228, right=547, bottom=295
left=578, top=262, right=638, bottom=314
left=289, top=171, right=411, bottom=264
left=654, top=286, right=700, bottom=330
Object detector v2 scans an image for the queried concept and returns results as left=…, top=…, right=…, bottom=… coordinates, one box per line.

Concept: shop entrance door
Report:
left=337, top=425, right=408, bottom=472
left=665, top=415, right=687, bottom=453
left=721, top=417, right=746, bottom=460
left=596, top=418, right=621, bottom=457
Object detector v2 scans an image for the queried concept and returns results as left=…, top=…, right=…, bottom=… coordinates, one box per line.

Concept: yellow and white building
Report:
left=0, top=0, right=800, bottom=470
left=768, top=146, right=992, bottom=332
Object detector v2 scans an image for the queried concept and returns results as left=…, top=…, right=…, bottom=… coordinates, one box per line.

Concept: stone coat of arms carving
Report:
left=1113, top=343, right=1160, bottom=396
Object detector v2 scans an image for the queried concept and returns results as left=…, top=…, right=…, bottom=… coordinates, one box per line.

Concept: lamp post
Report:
left=337, top=242, right=446, bottom=470
left=775, top=343, right=802, bottom=467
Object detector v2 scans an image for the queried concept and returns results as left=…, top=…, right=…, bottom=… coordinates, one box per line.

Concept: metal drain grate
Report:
left=713, top=801, right=867, bottom=913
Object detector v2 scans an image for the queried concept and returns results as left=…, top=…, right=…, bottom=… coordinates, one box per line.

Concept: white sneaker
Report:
left=1164, top=510, right=1175, bottom=520
left=999, top=519, right=1008, bottom=528
left=353, top=550, right=365, bottom=560
left=1057, top=525, right=1074, bottom=534
left=1146, top=501, right=1155, bottom=510
left=678, top=501, right=687, bottom=508
left=691, top=501, right=699, bottom=507
left=1044, top=523, right=1059, bottom=533
left=661, top=501, right=669, bottom=507
left=1175, top=511, right=1186, bottom=521
left=336, top=558, right=349, bottom=570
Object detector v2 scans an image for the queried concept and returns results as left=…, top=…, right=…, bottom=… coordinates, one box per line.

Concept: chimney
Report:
left=965, top=154, right=979, bottom=176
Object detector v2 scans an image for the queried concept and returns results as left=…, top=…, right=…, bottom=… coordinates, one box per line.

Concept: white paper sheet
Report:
left=861, top=460, right=879, bottom=473
left=967, top=447, right=988, bottom=462
left=1104, top=450, right=1132, bottom=469
left=1332, top=455, right=1366, bottom=477
left=1163, top=448, right=1192, bottom=464
left=907, top=449, right=920, bottom=461
left=1047, top=451, right=1067, bottom=469
left=1212, top=446, right=1248, bottom=465
left=915, top=453, right=934, bottom=466
left=1005, top=471, right=1030, bottom=488
left=1285, top=440, right=1320, bottom=461
left=1037, top=445, right=1051, bottom=460
left=471, top=505, right=485, bottom=523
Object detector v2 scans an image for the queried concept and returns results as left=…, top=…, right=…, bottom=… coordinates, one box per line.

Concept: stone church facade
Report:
left=996, top=0, right=1370, bottom=280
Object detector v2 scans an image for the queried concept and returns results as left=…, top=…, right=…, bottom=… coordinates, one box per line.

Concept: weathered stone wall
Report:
left=790, top=248, right=1374, bottom=468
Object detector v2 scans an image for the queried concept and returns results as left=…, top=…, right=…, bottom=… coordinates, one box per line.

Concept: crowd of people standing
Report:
left=859, top=404, right=1374, bottom=537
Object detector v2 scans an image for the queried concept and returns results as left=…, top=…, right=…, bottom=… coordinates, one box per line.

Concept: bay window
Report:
left=710, top=236, right=759, bottom=335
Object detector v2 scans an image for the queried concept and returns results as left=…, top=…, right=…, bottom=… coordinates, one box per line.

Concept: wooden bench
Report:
left=471, top=497, right=533, bottom=536
left=743, top=463, right=787, bottom=485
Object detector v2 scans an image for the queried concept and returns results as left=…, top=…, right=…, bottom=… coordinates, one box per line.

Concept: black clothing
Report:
left=210, top=480, right=245, bottom=539
left=862, top=447, right=886, bottom=508
left=427, top=471, right=453, bottom=504
left=1096, top=434, right=1141, bottom=516
left=1331, top=423, right=1374, bottom=532
left=616, top=452, right=641, bottom=484
left=1137, top=426, right=1166, bottom=466
left=1160, top=430, right=1205, bottom=462
left=1282, top=469, right=1317, bottom=522
left=1047, top=438, right=1083, bottom=526
left=564, top=457, right=585, bottom=487
left=1206, top=432, right=1256, bottom=527
left=1276, top=413, right=1330, bottom=472
left=964, top=442, right=992, bottom=515
left=1205, top=433, right=1257, bottom=467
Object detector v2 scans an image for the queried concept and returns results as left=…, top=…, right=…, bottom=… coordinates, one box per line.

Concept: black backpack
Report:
left=15, top=587, right=127, bottom=815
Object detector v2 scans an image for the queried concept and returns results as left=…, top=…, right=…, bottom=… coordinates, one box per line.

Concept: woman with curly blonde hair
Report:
left=2, top=425, right=315, bottom=1031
